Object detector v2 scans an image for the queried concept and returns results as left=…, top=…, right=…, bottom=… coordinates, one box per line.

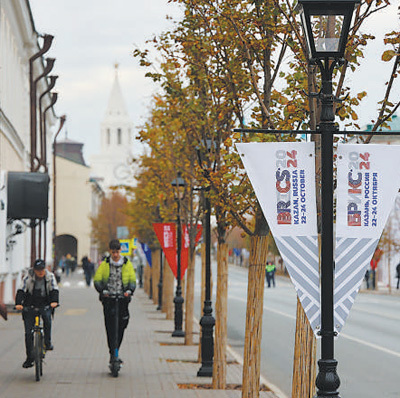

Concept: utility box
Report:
left=7, top=172, right=50, bottom=220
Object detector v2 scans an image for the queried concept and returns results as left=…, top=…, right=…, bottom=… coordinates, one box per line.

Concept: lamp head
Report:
left=171, top=172, right=186, bottom=200
left=297, top=0, right=360, bottom=60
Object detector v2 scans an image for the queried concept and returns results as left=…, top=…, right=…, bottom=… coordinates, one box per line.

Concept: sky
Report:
left=29, top=1, right=399, bottom=162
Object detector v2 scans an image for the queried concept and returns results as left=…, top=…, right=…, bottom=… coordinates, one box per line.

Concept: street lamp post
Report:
left=297, top=0, right=360, bottom=396
left=171, top=172, right=186, bottom=337
left=196, top=140, right=216, bottom=377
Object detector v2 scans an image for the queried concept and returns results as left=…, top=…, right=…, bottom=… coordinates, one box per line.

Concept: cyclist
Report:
left=15, top=259, right=59, bottom=368
left=94, top=239, right=136, bottom=364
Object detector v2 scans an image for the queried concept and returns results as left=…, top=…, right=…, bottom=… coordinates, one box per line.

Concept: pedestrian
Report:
left=94, top=239, right=136, bottom=364
left=15, top=259, right=59, bottom=368
left=82, top=256, right=95, bottom=287
left=58, top=255, right=66, bottom=273
left=65, top=253, right=72, bottom=276
left=364, top=269, right=370, bottom=289
left=396, top=262, right=400, bottom=289
left=265, top=261, right=276, bottom=288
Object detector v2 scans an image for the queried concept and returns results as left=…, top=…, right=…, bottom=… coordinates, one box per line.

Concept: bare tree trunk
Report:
left=292, top=298, right=317, bottom=398
left=185, top=250, right=196, bottom=345
left=198, top=243, right=206, bottom=362
left=242, top=235, right=269, bottom=398
left=212, top=242, right=228, bottom=389
left=162, top=263, right=175, bottom=320
left=152, top=250, right=160, bottom=305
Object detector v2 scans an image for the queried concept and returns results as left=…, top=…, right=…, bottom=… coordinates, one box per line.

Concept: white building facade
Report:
left=0, top=1, right=57, bottom=304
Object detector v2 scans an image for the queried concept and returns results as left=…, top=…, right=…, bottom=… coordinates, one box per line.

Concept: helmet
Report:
left=33, top=259, right=46, bottom=270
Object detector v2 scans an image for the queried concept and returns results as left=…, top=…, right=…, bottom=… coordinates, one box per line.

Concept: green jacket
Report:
left=265, top=263, right=276, bottom=273
left=94, top=256, right=136, bottom=294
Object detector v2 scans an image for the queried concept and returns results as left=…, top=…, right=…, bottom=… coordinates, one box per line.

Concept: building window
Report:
left=107, top=129, right=110, bottom=145
left=117, top=128, right=122, bottom=145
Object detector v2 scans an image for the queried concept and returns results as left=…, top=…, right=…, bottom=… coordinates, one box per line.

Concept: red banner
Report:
left=153, top=223, right=202, bottom=280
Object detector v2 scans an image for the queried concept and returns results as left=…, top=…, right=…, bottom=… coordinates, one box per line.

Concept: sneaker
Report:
left=45, top=344, right=54, bottom=351
left=22, top=359, right=34, bottom=368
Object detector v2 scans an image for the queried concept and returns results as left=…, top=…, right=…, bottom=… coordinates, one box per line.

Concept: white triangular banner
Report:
left=335, top=144, right=400, bottom=333
left=237, top=142, right=321, bottom=335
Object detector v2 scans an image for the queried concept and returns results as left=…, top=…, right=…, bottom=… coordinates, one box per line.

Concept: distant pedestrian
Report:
left=364, top=269, right=370, bottom=289
left=396, top=262, right=400, bottom=289
left=265, top=261, right=276, bottom=288
left=65, top=254, right=73, bottom=276
left=82, top=256, right=95, bottom=287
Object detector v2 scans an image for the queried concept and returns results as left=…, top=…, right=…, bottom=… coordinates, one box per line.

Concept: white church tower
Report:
left=90, top=64, right=136, bottom=191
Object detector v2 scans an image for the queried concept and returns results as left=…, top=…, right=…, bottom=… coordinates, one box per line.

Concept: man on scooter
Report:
left=94, top=239, right=136, bottom=365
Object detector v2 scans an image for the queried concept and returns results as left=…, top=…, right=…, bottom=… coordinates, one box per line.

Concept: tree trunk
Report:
left=185, top=250, right=196, bottom=345
left=292, top=298, right=317, bottom=398
left=144, top=265, right=150, bottom=296
left=152, top=250, right=160, bottom=305
left=198, top=243, right=206, bottom=362
left=212, top=242, right=228, bottom=389
left=162, top=263, right=175, bottom=320
left=242, top=235, right=269, bottom=398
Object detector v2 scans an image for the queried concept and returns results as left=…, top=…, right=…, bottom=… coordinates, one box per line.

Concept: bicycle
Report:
left=23, top=305, right=57, bottom=381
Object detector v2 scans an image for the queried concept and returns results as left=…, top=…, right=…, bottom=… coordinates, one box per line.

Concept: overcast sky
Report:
left=29, top=1, right=398, bottom=162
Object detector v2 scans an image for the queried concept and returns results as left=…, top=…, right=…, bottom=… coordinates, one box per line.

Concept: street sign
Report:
left=120, top=239, right=131, bottom=256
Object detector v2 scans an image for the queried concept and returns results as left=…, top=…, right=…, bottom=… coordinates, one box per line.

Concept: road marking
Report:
left=64, top=309, right=87, bottom=316
left=352, top=306, right=400, bottom=321
left=232, top=295, right=400, bottom=358
left=340, top=332, right=400, bottom=358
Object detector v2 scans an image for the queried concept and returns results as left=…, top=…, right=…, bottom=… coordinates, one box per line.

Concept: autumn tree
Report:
left=90, top=192, right=129, bottom=255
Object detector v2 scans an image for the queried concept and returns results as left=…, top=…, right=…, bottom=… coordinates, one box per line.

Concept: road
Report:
left=193, top=257, right=400, bottom=398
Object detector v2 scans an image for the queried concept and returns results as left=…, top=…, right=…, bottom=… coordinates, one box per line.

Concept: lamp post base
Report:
left=314, top=359, right=340, bottom=398
left=197, top=303, right=215, bottom=377
left=197, top=364, right=213, bottom=377
left=172, top=294, right=184, bottom=337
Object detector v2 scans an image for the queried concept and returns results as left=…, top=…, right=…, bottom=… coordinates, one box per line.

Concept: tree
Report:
left=90, top=192, right=129, bottom=254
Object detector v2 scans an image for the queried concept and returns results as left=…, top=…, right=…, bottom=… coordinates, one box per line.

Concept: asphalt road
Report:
left=193, top=257, right=400, bottom=398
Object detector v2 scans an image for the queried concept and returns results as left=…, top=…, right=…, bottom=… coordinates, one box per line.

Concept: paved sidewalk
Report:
left=0, top=272, right=280, bottom=398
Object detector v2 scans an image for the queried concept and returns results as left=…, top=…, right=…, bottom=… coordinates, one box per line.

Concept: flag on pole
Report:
left=237, top=142, right=321, bottom=335
left=334, top=144, right=400, bottom=333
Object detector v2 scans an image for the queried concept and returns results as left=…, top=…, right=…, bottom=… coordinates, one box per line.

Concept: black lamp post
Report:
left=297, top=0, right=360, bottom=397
left=196, top=140, right=216, bottom=377
left=171, top=172, right=186, bottom=337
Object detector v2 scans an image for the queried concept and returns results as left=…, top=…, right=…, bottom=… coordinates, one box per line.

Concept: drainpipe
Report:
left=39, top=76, right=58, bottom=170
left=52, top=115, right=66, bottom=268
left=29, top=34, right=54, bottom=266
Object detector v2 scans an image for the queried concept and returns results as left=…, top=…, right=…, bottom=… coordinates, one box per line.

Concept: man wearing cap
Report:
left=15, top=259, right=59, bottom=368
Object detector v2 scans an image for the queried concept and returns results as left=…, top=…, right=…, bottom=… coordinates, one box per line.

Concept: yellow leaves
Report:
left=382, top=50, right=398, bottom=62
left=357, top=91, right=367, bottom=100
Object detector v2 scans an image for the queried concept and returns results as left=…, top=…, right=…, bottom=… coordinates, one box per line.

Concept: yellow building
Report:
left=55, top=138, right=104, bottom=266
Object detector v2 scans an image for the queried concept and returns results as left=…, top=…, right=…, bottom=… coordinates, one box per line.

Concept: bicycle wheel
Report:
left=39, top=333, right=44, bottom=376
left=34, top=332, right=41, bottom=381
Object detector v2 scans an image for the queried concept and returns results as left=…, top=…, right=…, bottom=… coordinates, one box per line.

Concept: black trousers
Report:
left=23, top=307, right=52, bottom=359
left=102, top=298, right=130, bottom=355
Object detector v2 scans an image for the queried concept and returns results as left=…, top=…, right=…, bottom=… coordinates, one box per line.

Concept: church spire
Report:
left=104, top=63, right=128, bottom=119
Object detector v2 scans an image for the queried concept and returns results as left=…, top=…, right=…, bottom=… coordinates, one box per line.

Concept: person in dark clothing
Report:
left=396, top=263, right=400, bottom=289
left=94, top=240, right=136, bottom=364
left=15, top=259, right=59, bottom=368
left=82, top=256, right=95, bottom=287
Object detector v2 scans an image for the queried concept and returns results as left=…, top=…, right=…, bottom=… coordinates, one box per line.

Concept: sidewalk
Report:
left=0, top=272, right=280, bottom=398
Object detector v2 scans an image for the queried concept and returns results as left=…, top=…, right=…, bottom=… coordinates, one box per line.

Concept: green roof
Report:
left=363, top=114, right=400, bottom=132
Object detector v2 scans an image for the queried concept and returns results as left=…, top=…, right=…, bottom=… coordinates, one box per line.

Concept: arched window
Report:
left=117, top=128, right=122, bottom=145
left=107, top=129, right=110, bottom=145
